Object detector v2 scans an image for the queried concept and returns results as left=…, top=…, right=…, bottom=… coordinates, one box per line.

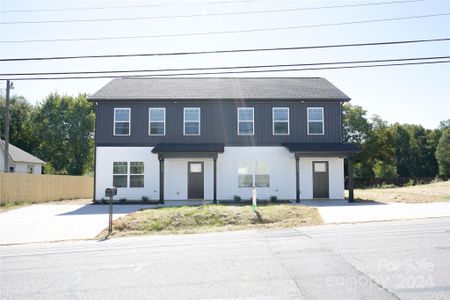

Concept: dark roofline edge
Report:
left=88, top=97, right=351, bottom=102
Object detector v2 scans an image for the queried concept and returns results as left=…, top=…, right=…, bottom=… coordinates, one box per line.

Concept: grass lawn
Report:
left=346, top=181, right=450, bottom=203
left=0, top=201, right=34, bottom=213
left=100, top=204, right=323, bottom=237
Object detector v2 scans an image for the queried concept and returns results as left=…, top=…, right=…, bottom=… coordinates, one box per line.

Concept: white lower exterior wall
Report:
left=95, top=146, right=344, bottom=201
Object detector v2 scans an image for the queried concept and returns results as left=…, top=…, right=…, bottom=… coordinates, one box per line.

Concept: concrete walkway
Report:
left=0, top=204, right=150, bottom=245
left=301, top=200, right=450, bottom=223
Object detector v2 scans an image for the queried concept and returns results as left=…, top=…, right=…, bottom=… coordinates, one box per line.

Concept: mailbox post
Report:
left=105, top=187, right=117, bottom=235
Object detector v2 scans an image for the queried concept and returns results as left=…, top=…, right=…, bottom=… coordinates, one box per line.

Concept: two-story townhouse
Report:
left=89, top=77, right=359, bottom=203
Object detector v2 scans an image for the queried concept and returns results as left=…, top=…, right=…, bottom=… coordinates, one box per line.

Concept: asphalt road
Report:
left=1, top=217, right=449, bottom=299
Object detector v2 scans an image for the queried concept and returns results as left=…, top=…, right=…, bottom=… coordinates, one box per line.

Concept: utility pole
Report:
left=3, top=80, right=13, bottom=173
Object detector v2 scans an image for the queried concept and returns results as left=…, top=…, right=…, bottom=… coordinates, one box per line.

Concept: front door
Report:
left=188, top=162, right=204, bottom=199
left=313, top=161, right=329, bottom=199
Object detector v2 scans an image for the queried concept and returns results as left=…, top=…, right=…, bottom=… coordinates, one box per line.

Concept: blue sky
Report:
left=1, top=0, right=449, bottom=129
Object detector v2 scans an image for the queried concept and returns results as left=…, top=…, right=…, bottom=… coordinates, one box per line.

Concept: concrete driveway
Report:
left=0, top=204, right=150, bottom=245
left=301, top=200, right=450, bottom=223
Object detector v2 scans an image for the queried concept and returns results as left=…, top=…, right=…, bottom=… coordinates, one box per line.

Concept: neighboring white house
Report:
left=0, top=140, right=45, bottom=174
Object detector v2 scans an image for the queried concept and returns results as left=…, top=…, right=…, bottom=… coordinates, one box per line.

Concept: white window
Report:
left=113, top=162, right=128, bottom=188
left=149, top=108, right=165, bottom=136
left=307, top=107, right=324, bottom=135
left=238, top=161, right=270, bottom=188
left=27, top=165, right=34, bottom=174
left=130, top=162, right=144, bottom=188
left=255, top=162, right=270, bottom=187
left=273, top=107, right=289, bottom=135
left=113, top=161, right=144, bottom=188
left=184, top=108, right=200, bottom=135
left=114, top=108, right=130, bottom=136
left=238, top=107, right=254, bottom=135
left=238, top=161, right=253, bottom=188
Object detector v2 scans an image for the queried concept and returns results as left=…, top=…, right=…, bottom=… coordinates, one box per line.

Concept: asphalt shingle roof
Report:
left=1, top=140, right=45, bottom=164
left=89, top=77, right=350, bottom=101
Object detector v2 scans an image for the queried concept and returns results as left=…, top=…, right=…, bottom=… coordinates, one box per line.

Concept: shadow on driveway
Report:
left=57, top=204, right=152, bottom=216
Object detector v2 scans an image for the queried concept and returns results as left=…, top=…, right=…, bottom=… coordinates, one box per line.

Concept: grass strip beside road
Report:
left=347, top=181, right=450, bottom=203
left=100, top=204, right=323, bottom=237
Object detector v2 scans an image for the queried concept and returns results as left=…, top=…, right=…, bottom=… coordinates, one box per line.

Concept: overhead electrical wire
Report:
left=0, top=0, right=424, bottom=25
left=1, top=58, right=448, bottom=81
left=2, top=13, right=448, bottom=44
left=1, top=37, right=448, bottom=62
left=0, top=0, right=277, bottom=13
left=2, top=56, right=449, bottom=77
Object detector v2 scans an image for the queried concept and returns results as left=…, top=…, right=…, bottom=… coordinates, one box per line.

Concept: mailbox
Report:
left=105, top=187, right=117, bottom=197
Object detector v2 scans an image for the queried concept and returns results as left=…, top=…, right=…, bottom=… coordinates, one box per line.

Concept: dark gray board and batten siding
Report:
left=95, top=101, right=342, bottom=147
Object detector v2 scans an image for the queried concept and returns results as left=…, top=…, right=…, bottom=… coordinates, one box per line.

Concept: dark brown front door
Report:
left=313, top=161, right=329, bottom=199
left=188, top=162, right=204, bottom=199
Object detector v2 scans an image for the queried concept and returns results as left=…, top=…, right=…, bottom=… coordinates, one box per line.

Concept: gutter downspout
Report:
left=93, top=102, right=98, bottom=203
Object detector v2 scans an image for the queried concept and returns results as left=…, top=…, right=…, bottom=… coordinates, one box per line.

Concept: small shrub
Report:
left=119, top=198, right=127, bottom=204
left=379, top=183, right=396, bottom=189
left=142, top=196, right=150, bottom=203
left=405, top=179, right=415, bottom=187
left=233, top=195, right=241, bottom=203
left=270, top=195, right=278, bottom=203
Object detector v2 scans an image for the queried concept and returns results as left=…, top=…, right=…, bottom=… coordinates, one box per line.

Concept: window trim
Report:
left=113, top=161, right=128, bottom=188
left=237, top=161, right=270, bottom=188
left=148, top=107, right=166, bottom=136
left=183, top=107, right=201, bottom=136
left=129, top=161, right=145, bottom=188
left=307, top=107, right=325, bottom=135
left=272, top=107, right=290, bottom=135
left=113, top=108, right=131, bottom=136
left=237, top=107, right=255, bottom=136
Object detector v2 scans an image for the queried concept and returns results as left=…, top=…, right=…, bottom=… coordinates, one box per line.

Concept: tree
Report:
left=33, top=93, right=95, bottom=175
left=342, top=103, right=372, bottom=144
left=0, top=95, right=38, bottom=154
left=435, top=127, right=450, bottom=177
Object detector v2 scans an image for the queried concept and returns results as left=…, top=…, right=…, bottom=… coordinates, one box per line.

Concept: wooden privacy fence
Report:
left=0, top=173, right=93, bottom=204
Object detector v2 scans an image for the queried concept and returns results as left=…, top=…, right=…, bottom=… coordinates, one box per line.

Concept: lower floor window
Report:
left=27, top=165, right=34, bottom=174
left=238, top=161, right=270, bottom=188
left=113, top=161, right=144, bottom=188
left=130, top=162, right=144, bottom=188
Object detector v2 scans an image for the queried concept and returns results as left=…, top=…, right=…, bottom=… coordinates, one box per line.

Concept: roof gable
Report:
left=1, top=140, right=45, bottom=164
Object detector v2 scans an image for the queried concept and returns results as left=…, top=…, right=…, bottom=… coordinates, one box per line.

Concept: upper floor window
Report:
left=307, top=107, right=324, bottom=135
left=184, top=108, right=200, bottom=135
left=114, top=108, right=130, bottom=136
left=273, top=107, right=289, bottom=135
left=238, top=107, right=254, bottom=135
left=149, top=108, right=165, bottom=136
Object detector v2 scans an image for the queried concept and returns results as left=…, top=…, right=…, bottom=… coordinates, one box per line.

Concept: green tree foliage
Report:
left=0, top=95, right=37, bottom=153
left=435, top=127, right=450, bottom=177
left=343, top=104, right=443, bottom=178
left=32, top=93, right=95, bottom=175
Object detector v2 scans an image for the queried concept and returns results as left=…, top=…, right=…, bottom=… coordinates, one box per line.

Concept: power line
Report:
left=1, top=60, right=448, bottom=81
left=2, top=13, right=448, bottom=44
left=2, top=37, right=448, bottom=62
left=0, top=0, right=272, bottom=13
left=2, top=56, right=449, bottom=76
left=1, top=0, right=423, bottom=25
